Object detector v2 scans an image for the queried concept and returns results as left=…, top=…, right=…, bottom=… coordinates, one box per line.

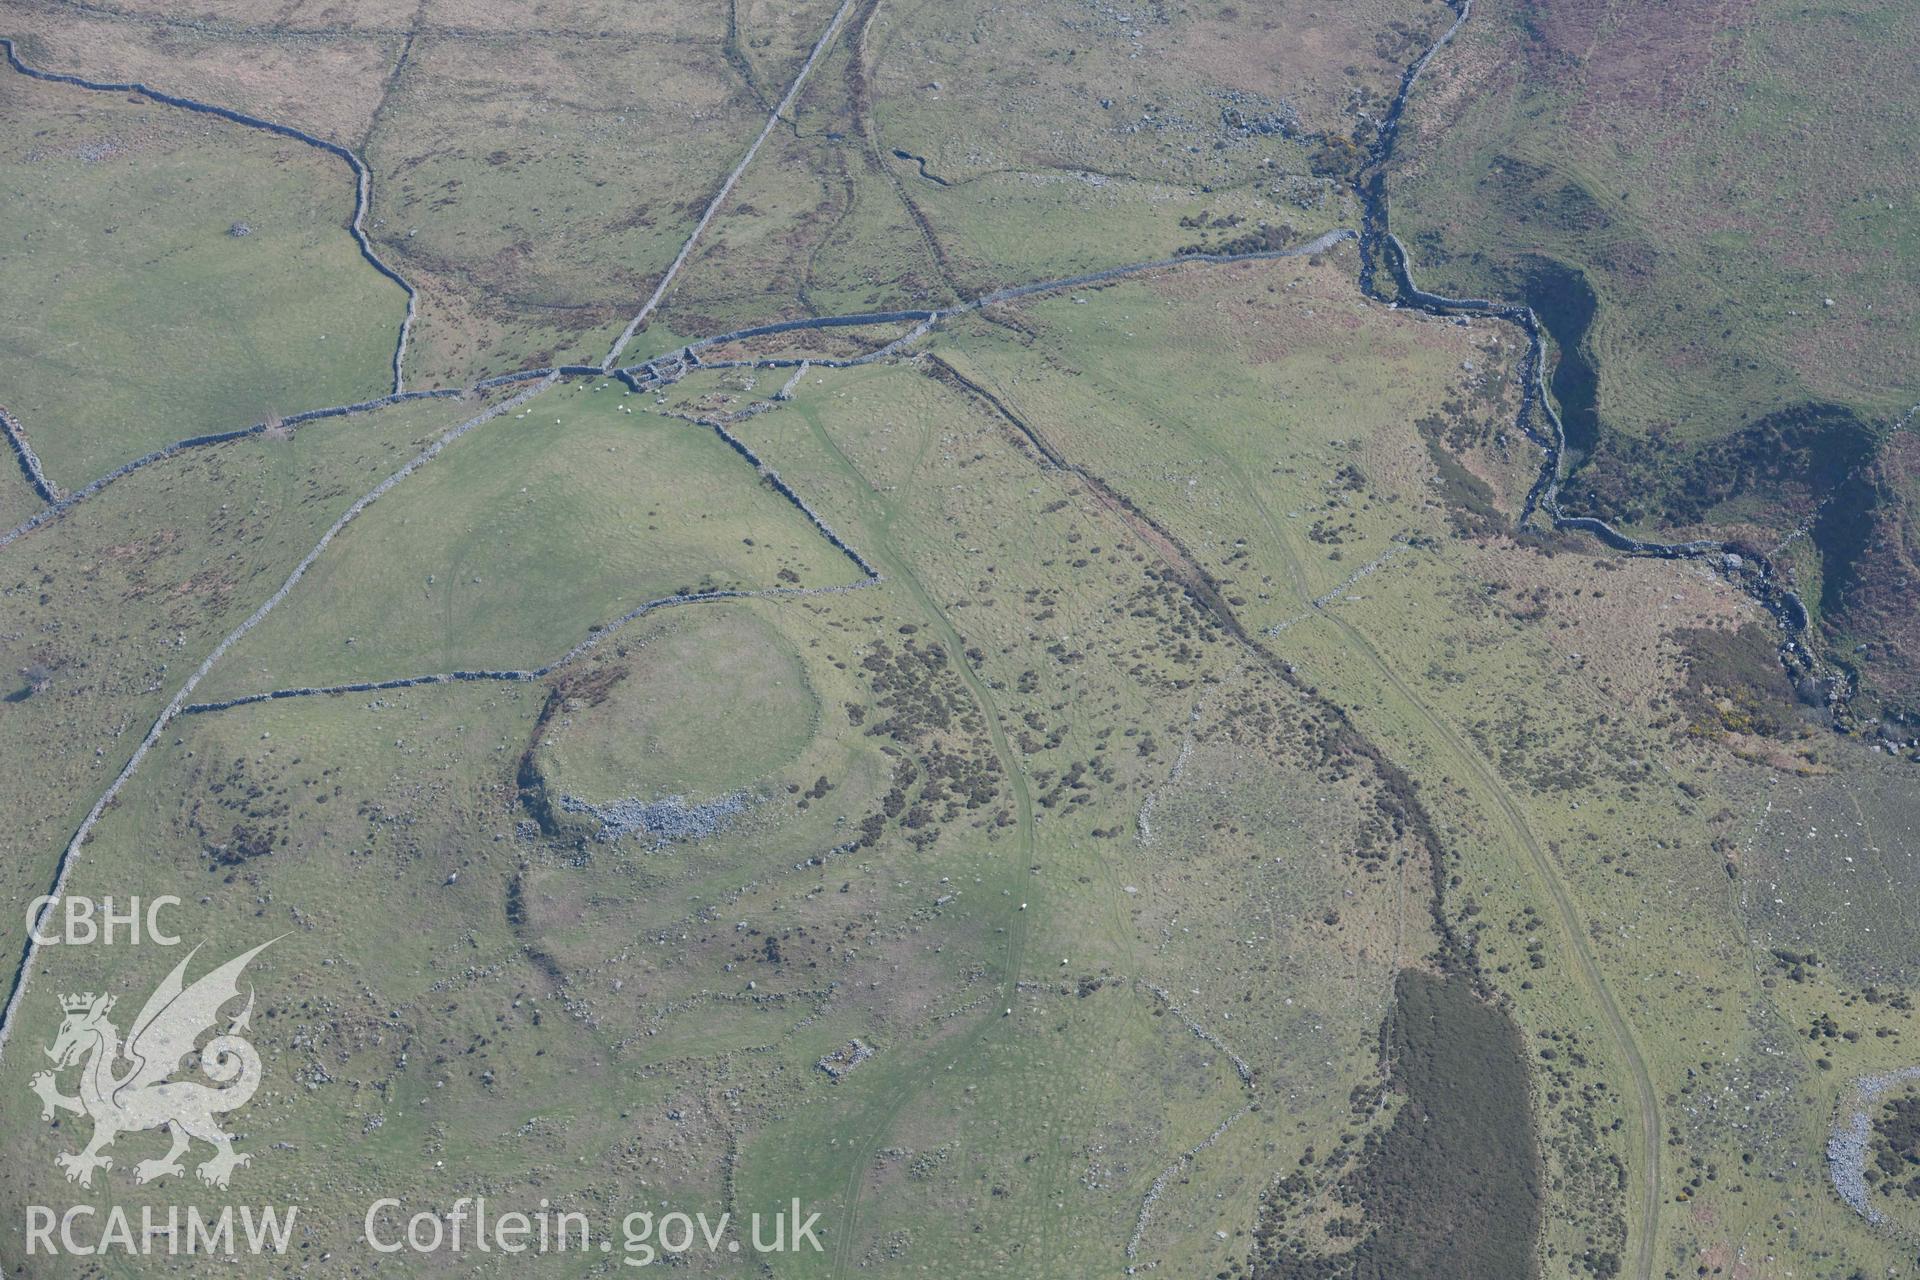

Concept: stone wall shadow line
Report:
left=0, top=404, right=58, bottom=503
left=175, top=578, right=883, bottom=717
left=0, top=390, right=467, bottom=552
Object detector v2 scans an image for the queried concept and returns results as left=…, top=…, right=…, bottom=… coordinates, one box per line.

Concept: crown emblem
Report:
left=33, top=940, right=275, bottom=1191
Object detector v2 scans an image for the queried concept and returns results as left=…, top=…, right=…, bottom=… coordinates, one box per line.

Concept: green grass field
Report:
left=532, top=601, right=816, bottom=804
left=0, top=390, right=499, bottom=1036
left=0, top=69, right=407, bottom=484
left=197, top=381, right=865, bottom=697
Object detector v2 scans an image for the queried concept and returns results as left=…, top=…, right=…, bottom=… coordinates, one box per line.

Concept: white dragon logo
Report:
left=29, top=939, right=275, bottom=1189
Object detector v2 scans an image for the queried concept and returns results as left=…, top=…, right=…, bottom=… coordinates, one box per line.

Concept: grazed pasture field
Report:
left=0, top=71, right=405, bottom=482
